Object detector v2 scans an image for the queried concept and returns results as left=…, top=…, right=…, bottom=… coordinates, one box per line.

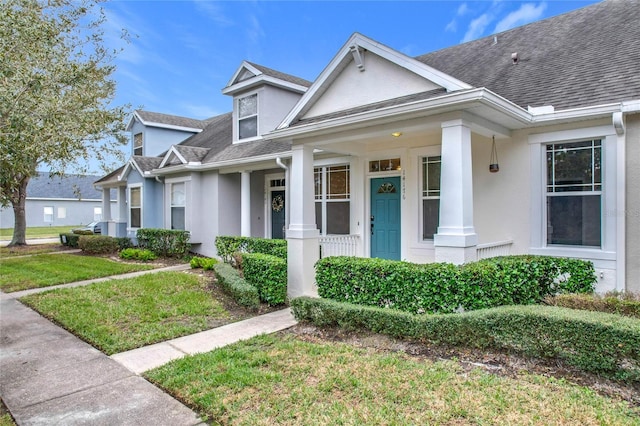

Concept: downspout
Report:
left=276, top=157, right=290, bottom=237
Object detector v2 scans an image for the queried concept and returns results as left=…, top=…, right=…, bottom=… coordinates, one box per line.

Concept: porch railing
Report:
left=476, top=240, right=513, bottom=260
left=319, top=234, right=360, bottom=258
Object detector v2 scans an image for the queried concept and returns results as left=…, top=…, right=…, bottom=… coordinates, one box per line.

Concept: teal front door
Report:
left=271, top=190, right=285, bottom=239
left=370, top=177, right=401, bottom=260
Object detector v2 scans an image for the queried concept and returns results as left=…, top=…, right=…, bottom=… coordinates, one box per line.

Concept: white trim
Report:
left=26, top=197, right=105, bottom=202
left=223, top=61, right=309, bottom=95
left=264, top=172, right=286, bottom=239
left=126, top=111, right=203, bottom=133
left=128, top=184, right=143, bottom=230
left=235, top=91, right=260, bottom=142
left=159, top=146, right=188, bottom=169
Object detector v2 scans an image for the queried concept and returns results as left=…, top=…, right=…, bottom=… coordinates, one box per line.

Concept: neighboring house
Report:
left=0, top=172, right=115, bottom=228
left=96, top=0, right=640, bottom=296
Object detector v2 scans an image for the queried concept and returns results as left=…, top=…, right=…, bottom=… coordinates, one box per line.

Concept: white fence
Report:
left=476, top=240, right=513, bottom=260
left=319, top=235, right=360, bottom=258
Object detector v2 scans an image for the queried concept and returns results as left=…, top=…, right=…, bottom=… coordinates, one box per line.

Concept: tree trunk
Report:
left=8, top=176, right=29, bottom=247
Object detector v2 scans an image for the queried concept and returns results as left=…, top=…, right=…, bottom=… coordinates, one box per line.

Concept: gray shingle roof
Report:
left=173, top=146, right=210, bottom=163
left=247, top=62, right=313, bottom=88
left=205, top=139, right=291, bottom=163
left=132, top=156, right=163, bottom=173
left=136, top=110, right=210, bottom=130
left=415, top=0, right=640, bottom=110
left=94, top=166, right=125, bottom=185
left=28, top=172, right=107, bottom=200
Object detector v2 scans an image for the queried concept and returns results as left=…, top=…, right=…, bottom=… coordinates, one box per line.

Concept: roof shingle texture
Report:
left=415, top=0, right=640, bottom=110
left=247, top=62, right=313, bottom=88
left=136, top=110, right=210, bottom=130
left=28, top=172, right=106, bottom=199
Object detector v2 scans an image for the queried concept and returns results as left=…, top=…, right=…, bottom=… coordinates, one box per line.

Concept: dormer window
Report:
left=238, top=94, right=258, bottom=139
left=133, top=133, right=143, bottom=156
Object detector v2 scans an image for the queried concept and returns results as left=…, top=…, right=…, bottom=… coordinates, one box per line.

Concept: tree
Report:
left=0, top=0, right=129, bottom=246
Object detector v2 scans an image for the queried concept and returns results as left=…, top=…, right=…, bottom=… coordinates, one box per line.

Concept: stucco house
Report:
left=0, top=172, right=115, bottom=229
left=96, top=0, right=640, bottom=296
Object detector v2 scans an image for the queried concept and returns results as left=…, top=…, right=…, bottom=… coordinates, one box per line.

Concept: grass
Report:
left=0, top=225, right=80, bottom=240
left=20, top=272, right=231, bottom=354
left=146, top=334, right=640, bottom=425
left=0, top=243, right=62, bottom=258
left=0, top=253, right=155, bottom=292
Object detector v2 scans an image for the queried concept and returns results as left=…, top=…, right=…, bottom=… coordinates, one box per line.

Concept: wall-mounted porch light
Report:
left=391, top=132, right=403, bottom=138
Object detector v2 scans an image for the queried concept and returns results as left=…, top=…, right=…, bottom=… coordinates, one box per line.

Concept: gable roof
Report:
left=246, top=62, right=313, bottom=88
left=223, top=61, right=312, bottom=95
left=126, top=110, right=211, bottom=132
left=415, top=0, right=640, bottom=111
left=28, top=172, right=108, bottom=200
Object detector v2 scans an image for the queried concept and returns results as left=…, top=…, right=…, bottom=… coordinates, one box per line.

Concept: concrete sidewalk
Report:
left=0, top=264, right=298, bottom=424
left=0, top=297, right=205, bottom=425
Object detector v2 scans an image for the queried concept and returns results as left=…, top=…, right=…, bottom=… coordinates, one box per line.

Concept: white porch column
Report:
left=101, top=188, right=112, bottom=221
left=287, top=144, right=320, bottom=298
left=240, top=171, right=251, bottom=237
left=434, top=119, right=478, bottom=264
left=118, top=186, right=127, bottom=222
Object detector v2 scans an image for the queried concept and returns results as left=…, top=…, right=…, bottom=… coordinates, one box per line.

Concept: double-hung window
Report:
left=238, top=94, right=258, bottom=140
left=315, top=165, right=350, bottom=235
left=421, top=156, right=441, bottom=240
left=129, top=187, right=142, bottom=228
left=133, top=133, right=143, bottom=156
left=171, top=182, right=186, bottom=230
left=546, top=140, right=601, bottom=247
left=43, top=206, right=53, bottom=223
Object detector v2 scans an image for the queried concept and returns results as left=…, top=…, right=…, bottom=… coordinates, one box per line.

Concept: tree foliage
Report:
left=0, top=0, right=129, bottom=245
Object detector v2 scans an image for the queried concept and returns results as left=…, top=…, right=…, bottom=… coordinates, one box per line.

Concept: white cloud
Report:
left=193, top=1, right=234, bottom=27
left=445, top=19, right=457, bottom=33
left=457, top=3, right=470, bottom=16
left=462, top=13, right=493, bottom=42
left=445, top=2, right=470, bottom=33
left=494, top=2, right=547, bottom=33
left=179, top=103, right=222, bottom=119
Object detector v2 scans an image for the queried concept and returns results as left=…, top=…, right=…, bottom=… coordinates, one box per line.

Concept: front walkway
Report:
left=0, top=264, right=298, bottom=425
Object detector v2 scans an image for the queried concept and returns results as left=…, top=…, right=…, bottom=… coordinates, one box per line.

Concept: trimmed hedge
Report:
left=190, top=256, right=218, bottom=271
left=137, top=229, right=190, bottom=258
left=215, top=236, right=287, bottom=263
left=78, top=235, right=118, bottom=254
left=291, top=297, right=640, bottom=382
left=546, top=293, right=640, bottom=319
left=59, top=233, right=80, bottom=248
left=115, top=237, right=133, bottom=251
left=119, top=248, right=157, bottom=262
left=316, top=255, right=596, bottom=314
left=242, top=253, right=287, bottom=305
left=212, top=263, right=260, bottom=310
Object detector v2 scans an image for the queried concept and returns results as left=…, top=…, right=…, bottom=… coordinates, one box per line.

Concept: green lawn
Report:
left=0, top=243, right=62, bottom=258
left=0, top=225, right=79, bottom=240
left=0, top=253, right=154, bottom=292
left=146, top=334, right=640, bottom=425
left=20, top=272, right=232, bottom=354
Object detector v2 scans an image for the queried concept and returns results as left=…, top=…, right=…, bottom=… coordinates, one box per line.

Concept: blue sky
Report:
left=91, top=0, right=598, bottom=173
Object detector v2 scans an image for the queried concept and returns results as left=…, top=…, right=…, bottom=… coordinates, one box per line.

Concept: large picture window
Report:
left=546, top=140, right=601, bottom=247
left=171, top=182, right=186, bottom=230
left=129, top=187, right=142, bottom=228
left=315, top=165, right=350, bottom=235
left=421, top=156, right=441, bottom=240
left=238, top=94, right=258, bottom=139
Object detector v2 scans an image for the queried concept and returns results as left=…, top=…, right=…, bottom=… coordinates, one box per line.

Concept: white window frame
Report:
left=237, top=92, right=259, bottom=141
left=529, top=126, right=617, bottom=260
left=128, top=184, right=143, bottom=230
left=133, top=133, right=143, bottom=156
left=57, top=207, right=66, bottom=219
left=314, top=164, right=351, bottom=236
left=93, top=207, right=102, bottom=222
left=43, top=206, right=54, bottom=223
left=420, top=154, right=442, bottom=241
left=170, top=182, right=186, bottom=230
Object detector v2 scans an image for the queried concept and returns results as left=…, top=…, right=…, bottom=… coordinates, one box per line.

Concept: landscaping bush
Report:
left=212, top=263, right=260, bottom=310
left=316, top=255, right=596, bottom=314
left=78, top=235, right=118, bottom=254
left=137, top=229, right=190, bottom=258
left=545, top=292, right=640, bottom=319
left=59, top=233, right=80, bottom=248
left=119, top=248, right=157, bottom=262
left=215, top=236, right=287, bottom=263
left=242, top=253, right=287, bottom=305
left=115, top=237, right=134, bottom=251
left=71, top=229, right=94, bottom=236
left=190, top=256, right=218, bottom=271
left=291, top=297, right=640, bottom=382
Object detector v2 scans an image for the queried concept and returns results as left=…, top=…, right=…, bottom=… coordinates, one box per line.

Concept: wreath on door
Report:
left=271, top=194, right=284, bottom=212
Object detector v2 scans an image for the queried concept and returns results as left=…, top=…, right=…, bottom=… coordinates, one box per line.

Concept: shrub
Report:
left=119, top=248, right=157, bottom=262
left=78, top=235, right=118, bottom=254
left=72, top=229, right=94, bottom=235
left=59, top=233, right=80, bottom=248
left=291, top=297, right=640, bottom=382
left=545, top=292, right=640, bottom=319
left=137, top=228, right=190, bottom=258
left=212, top=263, right=260, bottom=310
left=115, top=237, right=133, bottom=251
left=215, top=236, right=287, bottom=263
left=242, top=253, right=287, bottom=305
left=316, top=255, right=596, bottom=314
left=190, top=256, right=218, bottom=270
